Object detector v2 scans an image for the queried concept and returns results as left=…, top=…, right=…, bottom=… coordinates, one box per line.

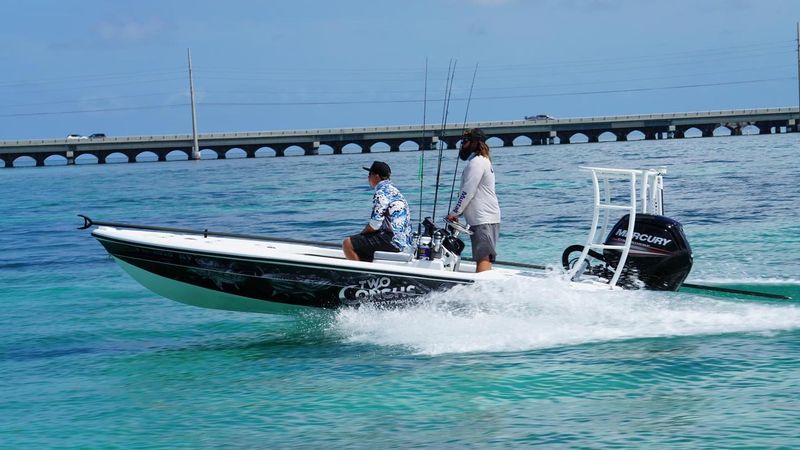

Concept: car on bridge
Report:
left=525, top=114, right=554, bottom=121
left=66, top=134, right=88, bottom=140
left=89, top=133, right=106, bottom=139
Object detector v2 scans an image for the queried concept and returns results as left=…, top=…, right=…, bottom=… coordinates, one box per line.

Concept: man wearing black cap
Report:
left=446, top=128, right=501, bottom=272
left=343, top=161, right=412, bottom=262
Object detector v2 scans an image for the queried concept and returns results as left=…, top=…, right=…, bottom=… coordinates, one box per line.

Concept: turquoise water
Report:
left=2, top=134, right=799, bottom=448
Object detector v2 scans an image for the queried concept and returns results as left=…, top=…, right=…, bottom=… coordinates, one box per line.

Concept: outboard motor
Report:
left=604, top=214, right=692, bottom=290
left=563, top=214, right=693, bottom=291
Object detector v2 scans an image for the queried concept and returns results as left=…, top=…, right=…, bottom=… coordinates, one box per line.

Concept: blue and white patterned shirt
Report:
left=369, top=180, right=412, bottom=251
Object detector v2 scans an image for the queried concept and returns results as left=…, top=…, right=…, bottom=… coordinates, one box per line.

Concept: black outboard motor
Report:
left=563, top=214, right=693, bottom=291
left=605, top=214, right=692, bottom=290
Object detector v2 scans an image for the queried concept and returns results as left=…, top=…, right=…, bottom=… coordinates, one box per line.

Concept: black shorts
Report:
left=349, top=230, right=399, bottom=262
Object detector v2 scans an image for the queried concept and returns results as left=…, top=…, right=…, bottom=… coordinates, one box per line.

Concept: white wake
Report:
left=331, top=275, right=800, bottom=355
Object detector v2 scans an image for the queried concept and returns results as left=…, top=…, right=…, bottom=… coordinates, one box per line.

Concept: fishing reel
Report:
left=414, top=217, right=471, bottom=267
left=442, top=217, right=472, bottom=256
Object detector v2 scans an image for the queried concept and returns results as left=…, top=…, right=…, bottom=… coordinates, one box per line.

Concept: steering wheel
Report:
left=443, top=217, right=473, bottom=235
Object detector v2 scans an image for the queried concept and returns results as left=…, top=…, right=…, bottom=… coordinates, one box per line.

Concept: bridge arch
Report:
left=598, top=131, right=616, bottom=142
left=225, top=147, right=247, bottom=159
left=341, top=143, right=363, bottom=154
left=486, top=136, right=504, bottom=147
left=255, top=146, right=277, bottom=157
left=103, top=152, right=128, bottom=163
left=197, top=149, right=217, bottom=160
left=75, top=153, right=100, bottom=165
left=714, top=126, right=732, bottom=136
left=370, top=142, right=391, bottom=153
left=513, top=135, right=533, bottom=146
left=742, top=124, right=760, bottom=135
left=44, top=154, right=68, bottom=166
left=398, top=140, right=420, bottom=151
left=627, top=130, right=645, bottom=141
left=11, top=156, right=36, bottom=167
left=165, top=150, right=188, bottom=161
left=284, top=145, right=306, bottom=156
left=136, top=151, right=159, bottom=162
left=680, top=127, right=703, bottom=138
left=317, top=144, right=335, bottom=155
left=569, top=132, right=589, bottom=144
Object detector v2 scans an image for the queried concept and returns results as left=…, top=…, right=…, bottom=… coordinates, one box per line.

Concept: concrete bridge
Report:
left=1, top=106, right=797, bottom=168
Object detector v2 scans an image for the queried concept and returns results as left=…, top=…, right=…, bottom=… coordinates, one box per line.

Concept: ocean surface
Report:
left=2, top=134, right=799, bottom=448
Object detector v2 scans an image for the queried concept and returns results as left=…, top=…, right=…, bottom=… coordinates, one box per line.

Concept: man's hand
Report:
left=446, top=213, right=460, bottom=222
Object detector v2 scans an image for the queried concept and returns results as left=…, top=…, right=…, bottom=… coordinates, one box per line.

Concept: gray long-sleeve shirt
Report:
left=451, top=154, right=501, bottom=226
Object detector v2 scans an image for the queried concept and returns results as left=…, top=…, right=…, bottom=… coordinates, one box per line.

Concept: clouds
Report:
left=93, top=16, right=168, bottom=45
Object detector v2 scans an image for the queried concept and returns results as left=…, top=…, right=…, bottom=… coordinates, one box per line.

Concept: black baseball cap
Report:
left=463, top=128, right=486, bottom=142
left=363, top=161, right=391, bottom=177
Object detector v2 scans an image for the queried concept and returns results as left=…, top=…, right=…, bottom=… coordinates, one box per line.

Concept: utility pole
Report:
left=188, top=48, right=200, bottom=160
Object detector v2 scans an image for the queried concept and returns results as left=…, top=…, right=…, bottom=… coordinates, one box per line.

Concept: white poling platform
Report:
left=569, top=166, right=666, bottom=288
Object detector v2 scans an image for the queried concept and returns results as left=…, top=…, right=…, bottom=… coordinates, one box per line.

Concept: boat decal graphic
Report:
left=338, top=276, right=424, bottom=305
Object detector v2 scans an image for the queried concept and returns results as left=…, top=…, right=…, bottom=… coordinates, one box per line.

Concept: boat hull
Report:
left=95, top=233, right=468, bottom=313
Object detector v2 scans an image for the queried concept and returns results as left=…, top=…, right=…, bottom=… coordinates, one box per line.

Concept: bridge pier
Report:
left=496, top=135, right=514, bottom=147
left=700, top=126, right=715, bottom=138
left=441, top=137, right=457, bottom=149
left=243, top=145, right=258, bottom=158
left=556, top=132, right=571, bottom=144
left=329, top=143, right=344, bottom=155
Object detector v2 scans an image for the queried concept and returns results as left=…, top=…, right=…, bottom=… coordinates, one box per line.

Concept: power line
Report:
left=0, top=104, right=187, bottom=118
left=198, top=77, right=794, bottom=107
left=0, top=77, right=790, bottom=118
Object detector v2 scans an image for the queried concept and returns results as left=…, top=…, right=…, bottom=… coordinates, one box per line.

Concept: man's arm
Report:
left=449, top=161, right=481, bottom=218
left=364, top=189, right=389, bottom=233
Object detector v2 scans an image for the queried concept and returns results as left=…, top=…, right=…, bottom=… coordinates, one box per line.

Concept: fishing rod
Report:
left=431, top=59, right=457, bottom=222
left=417, top=58, right=429, bottom=229
left=447, top=62, right=479, bottom=213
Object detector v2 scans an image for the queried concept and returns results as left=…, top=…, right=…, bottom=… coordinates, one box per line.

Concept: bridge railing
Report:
left=2, top=106, right=798, bottom=147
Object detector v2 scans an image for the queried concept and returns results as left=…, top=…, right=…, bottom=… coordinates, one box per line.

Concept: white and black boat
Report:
left=81, top=166, right=700, bottom=314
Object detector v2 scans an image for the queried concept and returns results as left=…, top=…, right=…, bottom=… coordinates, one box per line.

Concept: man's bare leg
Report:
left=476, top=259, right=492, bottom=273
left=343, top=237, right=360, bottom=261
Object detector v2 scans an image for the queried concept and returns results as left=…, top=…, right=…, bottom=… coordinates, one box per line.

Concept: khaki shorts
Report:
left=470, top=223, right=499, bottom=262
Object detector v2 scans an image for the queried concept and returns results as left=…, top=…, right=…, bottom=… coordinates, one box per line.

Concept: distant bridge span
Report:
left=1, top=107, right=797, bottom=167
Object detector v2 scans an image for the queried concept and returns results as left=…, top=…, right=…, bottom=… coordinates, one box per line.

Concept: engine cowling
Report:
left=603, top=214, right=693, bottom=291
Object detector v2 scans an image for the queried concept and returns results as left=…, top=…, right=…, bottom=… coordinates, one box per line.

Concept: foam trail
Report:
left=332, top=275, right=800, bottom=355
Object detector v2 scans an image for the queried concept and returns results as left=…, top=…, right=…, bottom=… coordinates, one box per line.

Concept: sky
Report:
left=1, top=0, right=798, bottom=139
